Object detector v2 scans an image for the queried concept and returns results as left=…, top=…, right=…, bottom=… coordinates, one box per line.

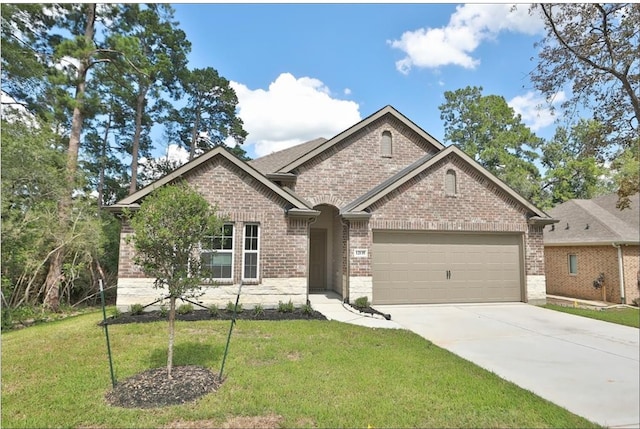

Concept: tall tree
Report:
left=106, top=4, right=191, bottom=194
left=540, top=119, right=612, bottom=206
left=127, top=182, right=223, bottom=378
left=439, top=86, right=545, bottom=204
left=41, top=4, right=99, bottom=310
left=172, top=67, right=247, bottom=161
left=531, top=3, right=639, bottom=206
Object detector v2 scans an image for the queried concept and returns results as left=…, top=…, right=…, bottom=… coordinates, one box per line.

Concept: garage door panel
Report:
left=372, top=232, right=523, bottom=305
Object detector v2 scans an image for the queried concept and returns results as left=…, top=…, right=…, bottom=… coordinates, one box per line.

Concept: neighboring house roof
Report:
left=275, top=105, right=445, bottom=173
left=106, top=145, right=316, bottom=214
left=342, top=145, right=552, bottom=221
left=248, top=138, right=327, bottom=174
left=544, top=193, right=640, bottom=245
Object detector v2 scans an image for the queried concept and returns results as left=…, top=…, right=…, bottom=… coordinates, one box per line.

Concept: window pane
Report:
left=244, top=253, right=258, bottom=279
left=569, top=254, right=577, bottom=274
left=201, top=251, right=232, bottom=279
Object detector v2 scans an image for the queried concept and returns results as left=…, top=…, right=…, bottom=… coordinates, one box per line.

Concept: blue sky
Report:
left=155, top=3, right=564, bottom=161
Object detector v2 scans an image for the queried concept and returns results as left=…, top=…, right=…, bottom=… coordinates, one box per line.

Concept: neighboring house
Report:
left=108, top=105, right=555, bottom=311
left=544, top=193, right=640, bottom=304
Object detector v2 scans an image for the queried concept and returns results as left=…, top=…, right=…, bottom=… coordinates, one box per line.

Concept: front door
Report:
left=309, top=228, right=327, bottom=292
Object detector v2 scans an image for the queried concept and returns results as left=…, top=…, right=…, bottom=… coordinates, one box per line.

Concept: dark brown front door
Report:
left=309, top=228, right=327, bottom=291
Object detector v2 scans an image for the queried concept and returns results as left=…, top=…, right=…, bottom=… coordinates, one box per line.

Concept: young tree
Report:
left=438, top=86, right=545, bottom=205
left=127, top=182, right=223, bottom=378
left=531, top=3, right=639, bottom=206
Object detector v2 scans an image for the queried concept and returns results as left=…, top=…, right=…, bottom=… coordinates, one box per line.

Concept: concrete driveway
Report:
left=374, top=303, right=640, bottom=428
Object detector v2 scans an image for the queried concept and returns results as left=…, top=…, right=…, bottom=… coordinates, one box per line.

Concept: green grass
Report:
left=543, top=304, right=640, bottom=328
left=1, top=310, right=598, bottom=429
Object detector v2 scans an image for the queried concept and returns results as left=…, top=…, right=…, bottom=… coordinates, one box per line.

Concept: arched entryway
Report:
left=309, top=204, right=344, bottom=296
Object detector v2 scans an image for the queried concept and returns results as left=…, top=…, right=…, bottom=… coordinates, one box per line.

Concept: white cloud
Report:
left=389, top=4, right=545, bottom=73
left=508, top=91, right=566, bottom=131
left=231, top=73, right=361, bottom=157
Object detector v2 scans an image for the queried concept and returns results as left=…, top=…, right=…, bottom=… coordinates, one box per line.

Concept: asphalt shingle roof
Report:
left=544, top=193, right=639, bottom=245
left=248, top=138, right=328, bottom=174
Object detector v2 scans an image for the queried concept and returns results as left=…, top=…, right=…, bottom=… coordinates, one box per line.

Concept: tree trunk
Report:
left=43, top=3, right=96, bottom=311
left=189, top=106, right=201, bottom=161
left=129, top=87, right=147, bottom=195
left=167, top=295, right=176, bottom=379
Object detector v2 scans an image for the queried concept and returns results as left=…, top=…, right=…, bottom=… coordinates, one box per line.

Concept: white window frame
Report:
left=242, top=223, right=260, bottom=282
left=201, top=223, right=234, bottom=281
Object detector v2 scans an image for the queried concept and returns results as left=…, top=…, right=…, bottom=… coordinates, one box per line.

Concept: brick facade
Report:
left=113, top=107, right=551, bottom=309
left=293, top=117, right=438, bottom=205
left=545, top=245, right=640, bottom=304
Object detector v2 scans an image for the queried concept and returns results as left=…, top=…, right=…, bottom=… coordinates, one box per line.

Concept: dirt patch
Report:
left=105, top=365, right=221, bottom=409
left=220, top=414, right=285, bottom=429
left=101, top=308, right=326, bottom=326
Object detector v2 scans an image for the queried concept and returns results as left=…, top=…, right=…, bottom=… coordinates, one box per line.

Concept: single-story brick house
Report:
left=544, top=193, right=640, bottom=304
left=108, top=105, right=555, bottom=311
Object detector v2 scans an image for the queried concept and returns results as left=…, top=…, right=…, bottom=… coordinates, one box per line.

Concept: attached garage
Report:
left=372, top=231, right=524, bottom=304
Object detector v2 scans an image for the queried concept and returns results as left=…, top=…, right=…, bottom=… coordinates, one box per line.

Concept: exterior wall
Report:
left=116, top=277, right=307, bottom=312
left=330, top=154, right=546, bottom=304
left=362, top=154, right=543, bottom=302
left=349, top=277, right=373, bottom=303
left=115, top=156, right=311, bottom=309
left=622, top=245, right=640, bottom=304
left=293, top=116, right=438, bottom=206
left=545, top=245, right=629, bottom=303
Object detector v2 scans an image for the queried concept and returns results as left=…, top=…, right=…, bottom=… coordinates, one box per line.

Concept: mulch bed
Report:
left=105, top=365, right=222, bottom=409
left=100, top=307, right=327, bottom=326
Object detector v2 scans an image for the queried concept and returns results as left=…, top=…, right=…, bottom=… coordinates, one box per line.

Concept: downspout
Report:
left=613, top=243, right=626, bottom=304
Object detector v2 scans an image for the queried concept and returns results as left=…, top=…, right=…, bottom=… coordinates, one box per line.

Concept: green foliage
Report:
left=226, top=301, right=243, bottom=313
left=127, top=182, right=222, bottom=299
left=354, top=296, right=370, bottom=309
left=176, top=303, right=194, bottom=315
left=532, top=4, right=639, bottom=203
left=208, top=304, right=219, bottom=317
left=252, top=303, right=265, bottom=316
left=159, top=304, right=168, bottom=317
left=110, top=308, right=122, bottom=319
left=540, top=120, right=612, bottom=207
left=169, top=67, right=248, bottom=161
left=301, top=303, right=314, bottom=315
left=439, top=86, right=544, bottom=204
left=277, top=300, right=295, bottom=313
left=129, top=304, right=144, bottom=315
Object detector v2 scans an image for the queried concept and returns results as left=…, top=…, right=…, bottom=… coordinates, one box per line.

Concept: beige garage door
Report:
left=372, top=232, right=523, bottom=304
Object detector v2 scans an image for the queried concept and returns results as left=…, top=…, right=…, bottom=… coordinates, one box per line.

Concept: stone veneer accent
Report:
left=526, top=275, right=547, bottom=305
left=349, top=277, right=373, bottom=304
left=116, top=277, right=307, bottom=311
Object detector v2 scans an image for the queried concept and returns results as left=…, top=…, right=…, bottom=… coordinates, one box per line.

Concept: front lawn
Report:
left=1, top=311, right=598, bottom=428
left=543, top=304, right=640, bottom=328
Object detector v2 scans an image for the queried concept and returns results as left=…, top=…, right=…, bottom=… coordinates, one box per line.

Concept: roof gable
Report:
left=108, top=146, right=313, bottom=212
left=343, top=145, right=551, bottom=220
left=276, top=105, right=445, bottom=173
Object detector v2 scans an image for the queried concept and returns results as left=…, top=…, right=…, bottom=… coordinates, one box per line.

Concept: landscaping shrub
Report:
left=129, top=303, right=144, bottom=315
left=354, top=296, right=369, bottom=309
left=176, top=303, right=194, bottom=315
left=278, top=300, right=295, bottom=313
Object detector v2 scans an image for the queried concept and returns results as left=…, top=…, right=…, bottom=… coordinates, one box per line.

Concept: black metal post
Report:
left=219, top=282, right=243, bottom=379
left=99, top=279, right=116, bottom=388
